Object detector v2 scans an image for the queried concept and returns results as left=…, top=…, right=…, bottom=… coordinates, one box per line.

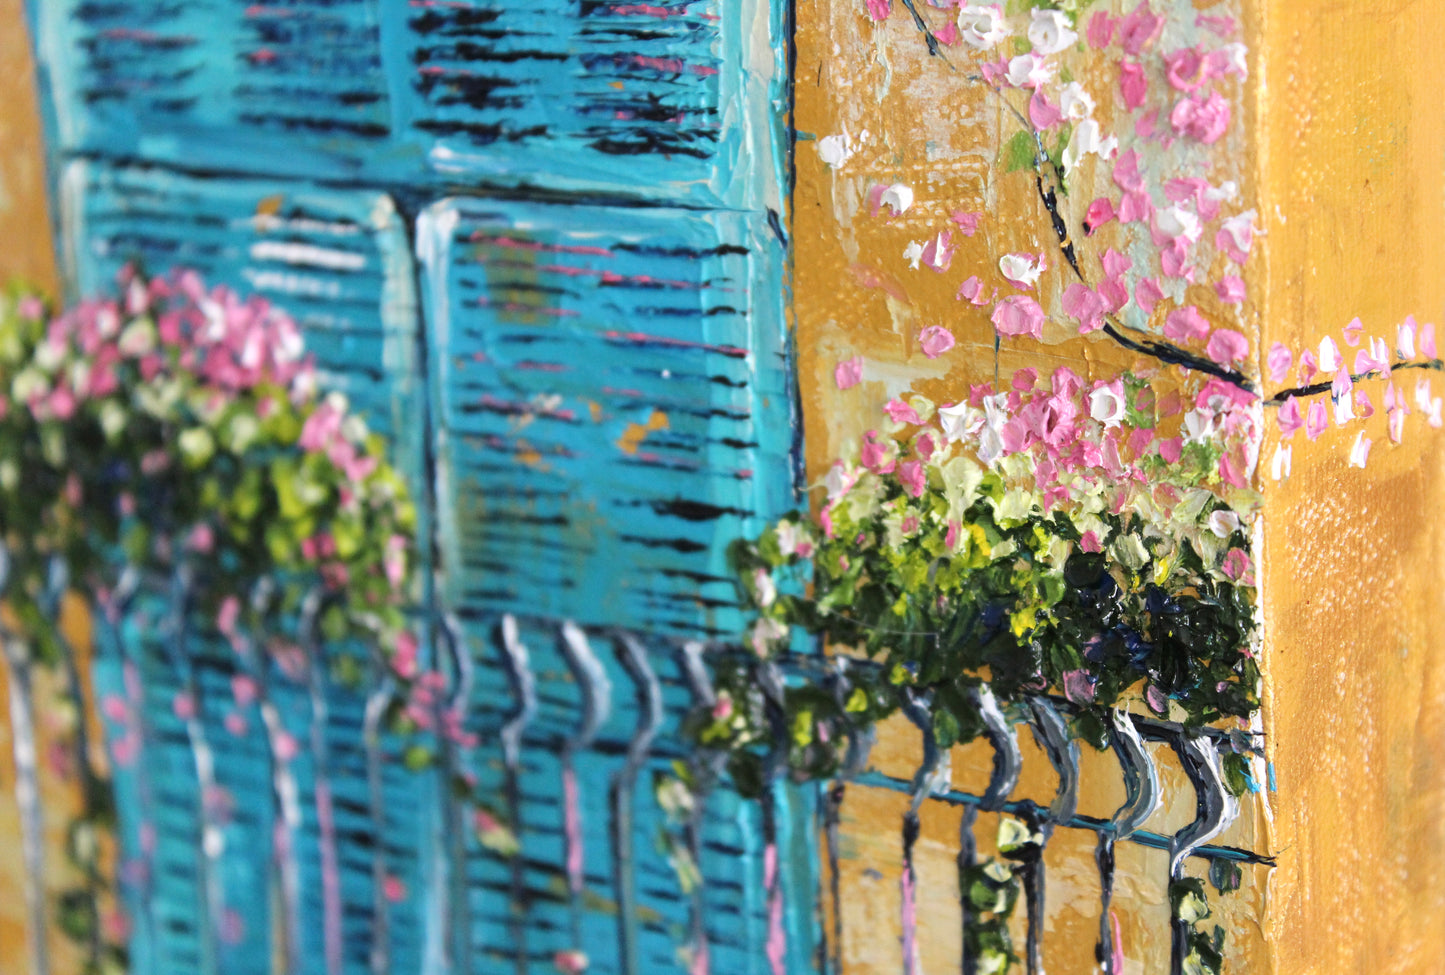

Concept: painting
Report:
left=0, top=1, right=1442, bottom=973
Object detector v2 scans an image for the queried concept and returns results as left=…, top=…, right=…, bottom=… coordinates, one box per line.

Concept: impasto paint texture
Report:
left=0, top=0, right=1444, bottom=974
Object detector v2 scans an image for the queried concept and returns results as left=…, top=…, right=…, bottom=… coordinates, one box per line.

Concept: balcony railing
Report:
left=1, top=560, right=1270, bottom=975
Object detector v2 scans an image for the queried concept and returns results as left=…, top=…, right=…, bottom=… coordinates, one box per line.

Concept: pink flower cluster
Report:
left=19, top=267, right=315, bottom=428
left=828, top=364, right=1259, bottom=541
left=1268, top=315, right=1444, bottom=470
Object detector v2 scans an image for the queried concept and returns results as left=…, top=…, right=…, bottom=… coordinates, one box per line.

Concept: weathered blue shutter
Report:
left=35, top=0, right=815, bottom=971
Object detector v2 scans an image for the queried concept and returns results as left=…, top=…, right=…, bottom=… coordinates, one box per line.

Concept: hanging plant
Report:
left=0, top=267, right=431, bottom=973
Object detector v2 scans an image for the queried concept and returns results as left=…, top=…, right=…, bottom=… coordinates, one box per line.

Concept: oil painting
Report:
left=0, top=1, right=1441, bottom=973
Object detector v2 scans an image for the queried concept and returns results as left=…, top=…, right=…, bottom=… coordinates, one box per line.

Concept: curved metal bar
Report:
left=613, top=630, right=663, bottom=975
left=1096, top=709, right=1162, bottom=975
left=436, top=612, right=474, bottom=975
left=1167, top=734, right=1240, bottom=975
left=680, top=640, right=716, bottom=708
left=970, top=686, right=1022, bottom=812
left=832, top=659, right=876, bottom=781
left=299, top=588, right=344, bottom=975
left=230, top=577, right=304, bottom=975
left=497, top=615, right=537, bottom=772
left=557, top=622, right=612, bottom=944
left=362, top=656, right=396, bottom=975
left=897, top=688, right=944, bottom=975
left=899, top=688, right=949, bottom=814
left=497, top=614, right=537, bottom=975
left=678, top=641, right=721, bottom=975
left=1109, top=710, right=1161, bottom=841
left=1027, top=697, right=1081, bottom=833
left=1168, top=735, right=1240, bottom=880
left=99, top=563, right=154, bottom=965
left=163, top=563, right=221, bottom=975
left=560, top=621, right=613, bottom=752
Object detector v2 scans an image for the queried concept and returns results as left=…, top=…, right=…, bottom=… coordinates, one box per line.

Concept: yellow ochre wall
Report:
left=0, top=0, right=1441, bottom=972
left=791, top=0, right=1445, bottom=972
left=1258, top=2, right=1445, bottom=971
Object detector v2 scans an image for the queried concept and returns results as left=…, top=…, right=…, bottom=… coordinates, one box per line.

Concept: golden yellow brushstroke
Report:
left=616, top=409, right=669, bottom=455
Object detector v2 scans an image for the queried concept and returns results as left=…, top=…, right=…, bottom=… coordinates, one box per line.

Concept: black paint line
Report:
left=1265, top=358, right=1444, bottom=404
left=854, top=770, right=1274, bottom=867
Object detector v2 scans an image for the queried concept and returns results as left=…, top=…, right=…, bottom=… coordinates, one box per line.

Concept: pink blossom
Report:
left=1389, top=406, right=1407, bottom=444
left=919, top=231, right=954, bottom=272
left=950, top=210, right=980, bottom=235
left=1117, top=190, right=1154, bottom=224
left=883, top=398, right=923, bottom=425
left=1063, top=284, right=1108, bottom=334
left=1267, top=343, right=1292, bottom=384
left=1112, top=150, right=1146, bottom=193
left=1163, top=306, right=1210, bottom=344
left=230, top=675, right=258, bottom=708
left=1117, top=2, right=1164, bottom=55
left=1195, top=378, right=1258, bottom=410
left=1085, top=197, right=1117, bottom=234
left=224, top=712, right=248, bottom=737
left=1169, top=90, right=1232, bottom=143
left=957, top=275, right=993, bottom=306
left=1305, top=400, right=1328, bottom=440
left=1012, top=368, right=1039, bottom=391
left=1221, top=547, right=1253, bottom=583
left=1216, top=276, right=1247, bottom=303
left=172, top=692, right=196, bottom=721
left=914, top=431, right=937, bottom=460
left=1354, top=347, right=1387, bottom=375
left=1163, top=46, right=1206, bottom=91
left=554, top=951, right=589, bottom=975
left=1134, top=277, right=1164, bottom=314
left=217, top=596, right=241, bottom=638
left=1158, top=436, right=1183, bottom=463
left=383, top=875, right=407, bottom=903
left=1219, top=451, right=1247, bottom=488
left=1052, top=366, right=1084, bottom=399
left=1086, top=11, right=1116, bottom=47
left=1216, top=212, right=1256, bottom=263
left=991, top=295, right=1046, bottom=340
left=1119, top=61, right=1148, bottom=109
left=1198, top=13, right=1237, bottom=37
left=865, top=0, right=890, bottom=21
left=919, top=325, right=955, bottom=359
left=1354, top=388, right=1375, bottom=418
left=1398, top=318, right=1418, bottom=359
left=1097, top=276, right=1129, bottom=311
left=945, top=521, right=960, bottom=549
left=934, top=21, right=960, bottom=46
left=1062, top=670, right=1097, bottom=705
left=897, top=460, right=926, bottom=498
left=1297, top=349, right=1318, bottom=384
left=1422, top=321, right=1438, bottom=358
left=188, top=523, right=215, bottom=554
left=1277, top=397, right=1303, bottom=438
left=393, top=630, right=419, bottom=679
left=1029, top=90, right=1063, bottom=130
left=1206, top=329, right=1249, bottom=366
left=861, top=431, right=897, bottom=473
left=1342, top=316, right=1364, bottom=347
left=834, top=355, right=864, bottom=389
left=1079, top=530, right=1103, bottom=553
left=1101, top=248, right=1132, bottom=280
left=1135, top=108, right=1161, bottom=139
